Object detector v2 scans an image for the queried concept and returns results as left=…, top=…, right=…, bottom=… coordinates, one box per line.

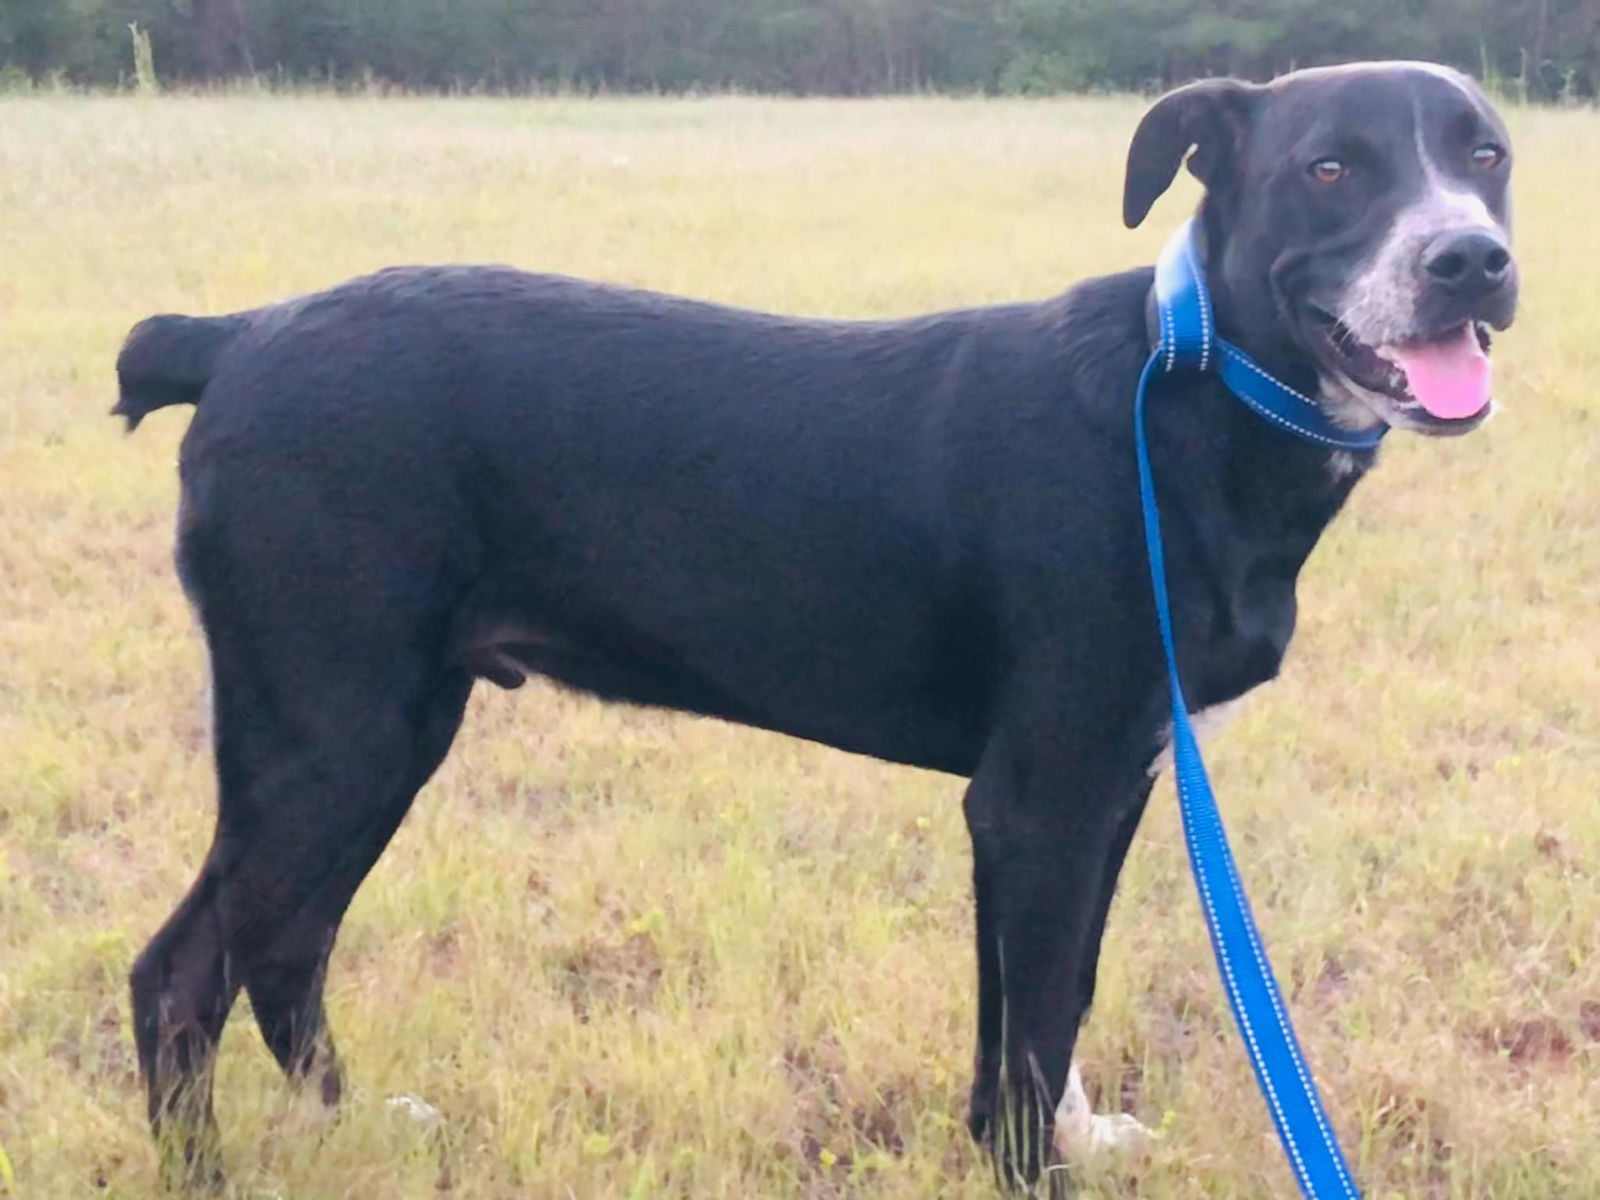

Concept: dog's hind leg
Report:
left=131, top=648, right=471, bottom=1185
left=129, top=851, right=236, bottom=1188
left=130, top=462, right=475, bottom=1185
left=237, top=669, right=473, bottom=1105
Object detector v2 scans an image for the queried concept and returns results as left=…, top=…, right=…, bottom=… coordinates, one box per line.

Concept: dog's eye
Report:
left=1309, top=158, right=1347, bottom=184
left=1471, top=143, right=1506, bottom=170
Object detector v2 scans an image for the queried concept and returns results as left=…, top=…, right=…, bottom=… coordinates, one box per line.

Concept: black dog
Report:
left=117, top=61, right=1515, bottom=1190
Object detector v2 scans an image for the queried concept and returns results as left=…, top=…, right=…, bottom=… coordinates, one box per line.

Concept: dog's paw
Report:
left=386, top=1092, right=442, bottom=1134
left=1052, top=1064, right=1155, bottom=1160
left=1075, top=1110, right=1154, bottom=1155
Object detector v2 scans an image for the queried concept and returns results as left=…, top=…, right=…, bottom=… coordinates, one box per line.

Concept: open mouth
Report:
left=1309, top=311, right=1494, bottom=428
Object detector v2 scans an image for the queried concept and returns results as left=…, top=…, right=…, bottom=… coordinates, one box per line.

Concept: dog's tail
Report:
left=113, top=312, right=250, bottom=431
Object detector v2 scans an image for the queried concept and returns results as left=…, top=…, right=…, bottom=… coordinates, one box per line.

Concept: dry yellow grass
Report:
left=1, top=91, right=1598, bottom=1199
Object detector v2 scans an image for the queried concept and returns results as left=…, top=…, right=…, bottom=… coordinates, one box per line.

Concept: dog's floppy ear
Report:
left=1123, top=79, right=1262, bottom=229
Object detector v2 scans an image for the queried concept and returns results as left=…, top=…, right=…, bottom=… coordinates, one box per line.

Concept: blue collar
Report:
left=1151, top=220, right=1386, bottom=452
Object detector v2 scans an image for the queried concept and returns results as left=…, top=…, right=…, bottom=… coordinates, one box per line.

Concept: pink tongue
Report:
left=1385, top=326, right=1490, bottom=419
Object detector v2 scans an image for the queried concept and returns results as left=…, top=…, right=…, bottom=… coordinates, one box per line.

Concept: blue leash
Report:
left=1136, top=221, right=1381, bottom=1199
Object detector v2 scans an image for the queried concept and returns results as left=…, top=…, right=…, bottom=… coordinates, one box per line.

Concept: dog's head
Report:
left=1124, top=62, right=1516, bottom=437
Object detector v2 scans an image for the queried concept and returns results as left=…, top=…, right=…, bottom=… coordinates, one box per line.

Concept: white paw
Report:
left=386, top=1092, right=442, bottom=1134
left=1052, top=1063, right=1155, bottom=1160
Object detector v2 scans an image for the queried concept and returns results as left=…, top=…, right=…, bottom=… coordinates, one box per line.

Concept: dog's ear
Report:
left=1122, top=79, right=1262, bottom=229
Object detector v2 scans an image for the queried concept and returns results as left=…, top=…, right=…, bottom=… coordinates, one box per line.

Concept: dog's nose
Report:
left=1422, top=232, right=1513, bottom=297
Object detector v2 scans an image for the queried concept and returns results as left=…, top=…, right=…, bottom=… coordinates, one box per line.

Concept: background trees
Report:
left=2, top=0, right=1596, bottom=98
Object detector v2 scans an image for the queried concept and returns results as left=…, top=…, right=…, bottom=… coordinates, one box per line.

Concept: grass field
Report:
left=2, top=90, right=1598, bottom=1199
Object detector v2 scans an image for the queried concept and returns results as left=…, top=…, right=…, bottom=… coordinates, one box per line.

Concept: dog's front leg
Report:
left=962, top=729, right=1146, bottom=1195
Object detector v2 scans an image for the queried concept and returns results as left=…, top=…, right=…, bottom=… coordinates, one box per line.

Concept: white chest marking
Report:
left=1147, top=697, right=1244, bottom=778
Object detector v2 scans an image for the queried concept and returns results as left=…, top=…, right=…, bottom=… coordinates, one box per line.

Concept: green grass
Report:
left=2, top=92, right=1598, bottom=1199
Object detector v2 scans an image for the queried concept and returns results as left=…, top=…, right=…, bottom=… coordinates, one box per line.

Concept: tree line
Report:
left=2, top=0, right=1596, bottom=100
